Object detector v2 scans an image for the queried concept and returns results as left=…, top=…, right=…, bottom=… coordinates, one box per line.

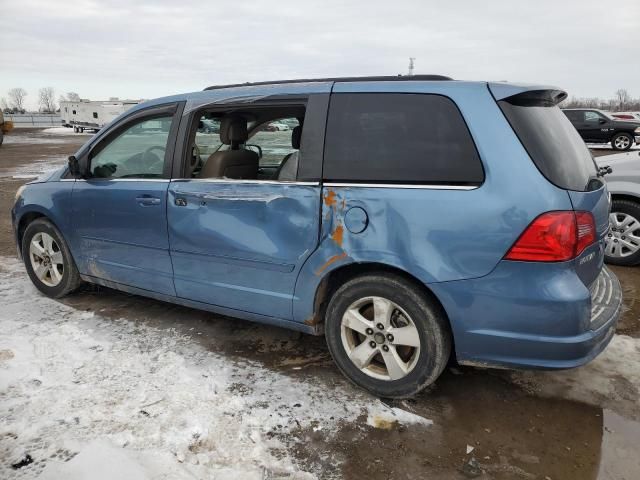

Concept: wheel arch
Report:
left=16, top=210, right=58, bottom=256
left=611, top=193, right=640, bottom=206
left=310, top=261, right=455, bottom=350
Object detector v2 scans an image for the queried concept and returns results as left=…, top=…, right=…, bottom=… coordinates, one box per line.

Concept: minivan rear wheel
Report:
left=605, top=199, right=640, bottom=266
left=611, top=132, right=633, bottom=151
left=325, top=273, right=451, bottom=398
left=22, top=218, right=82, bottom=298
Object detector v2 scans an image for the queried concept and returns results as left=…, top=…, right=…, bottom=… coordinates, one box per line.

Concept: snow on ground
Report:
left=2, top=135, right=71, bottom=146
left=0, top=257, right=428, bottom=479
left=2, top=155, right=68, bottom=180
left=40, top=127, right=92, bottom=136
left=587, top=142, right=640, bottom=151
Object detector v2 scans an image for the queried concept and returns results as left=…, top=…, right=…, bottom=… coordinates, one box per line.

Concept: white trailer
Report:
left=60, top=99, right=142, bottom=133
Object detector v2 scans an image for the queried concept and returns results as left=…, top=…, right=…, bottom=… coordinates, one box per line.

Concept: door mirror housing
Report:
left=598, top=118, right=607, bottom=124
left=68, top=155, right=88, bottom=178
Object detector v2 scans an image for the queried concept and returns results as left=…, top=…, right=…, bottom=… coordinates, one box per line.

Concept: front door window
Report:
left=90, top=116, right=172, bottom=178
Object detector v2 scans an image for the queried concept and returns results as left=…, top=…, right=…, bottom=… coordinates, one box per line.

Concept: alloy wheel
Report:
left=340, top=296, right=421, bottom=381
left=614, top=135, right=631, bottom=150
left=606, top=212, right=640, bottom=258
left=29, top=232, right=64, bottom=287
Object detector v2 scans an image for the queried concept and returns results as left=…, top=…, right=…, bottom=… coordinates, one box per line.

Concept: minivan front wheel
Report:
left=605, top=199, right=640, bottom=266
left=325, top=274, right=451, bottom=398
left=22, top=218, right=82, bottom=298
left=611, top=133, right=633, bottom=151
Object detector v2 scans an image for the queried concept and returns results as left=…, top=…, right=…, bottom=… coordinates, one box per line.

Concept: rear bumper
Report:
left=430, top=263, right=622, bottom=370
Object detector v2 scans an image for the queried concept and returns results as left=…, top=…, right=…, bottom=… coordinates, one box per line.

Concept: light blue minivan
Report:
left=12, top=76, right=622, bottom=397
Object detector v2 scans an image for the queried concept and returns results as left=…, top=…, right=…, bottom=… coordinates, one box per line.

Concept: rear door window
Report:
left=499, top=99, right=598, bottom=192
left=323, top=93, right=484, bottom=185
left=563, top=110, right=581, bottom=122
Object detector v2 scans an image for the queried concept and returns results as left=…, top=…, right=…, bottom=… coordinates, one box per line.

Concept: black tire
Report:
left=325, top=273, right=451, bottom=398
left=605, top=199, right=640, bottom=266
left=611, top=132, right=633, bottom=151
left=22, top=218, right=82, bottom=298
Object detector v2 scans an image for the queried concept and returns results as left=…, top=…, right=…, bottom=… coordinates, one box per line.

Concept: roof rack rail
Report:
left=204, top=75, right=453, bottom=91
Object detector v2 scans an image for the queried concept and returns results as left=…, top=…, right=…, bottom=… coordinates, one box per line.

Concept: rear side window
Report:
left=499, top=99, right=598, bottom=192
left=323, top=93, right=483, bottom=185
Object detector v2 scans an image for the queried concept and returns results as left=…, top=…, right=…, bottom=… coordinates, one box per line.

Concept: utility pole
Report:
left=408, top=57, right=415, bottom=76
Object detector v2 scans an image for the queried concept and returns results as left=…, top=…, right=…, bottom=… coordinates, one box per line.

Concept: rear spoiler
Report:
left=488, top=83, right=567, bottom=106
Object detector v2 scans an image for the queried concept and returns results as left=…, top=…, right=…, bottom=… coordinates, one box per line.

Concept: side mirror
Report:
left=68, top=155, right=88, bottom=178
left=68, top=155, right=80, bottom=176
left=597, top=165, right=613, bottom=177
left=598, top=118, right=607, bottom=124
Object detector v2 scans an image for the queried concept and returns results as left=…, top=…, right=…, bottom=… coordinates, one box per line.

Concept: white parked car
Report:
left=596, top=151, right=640, bottom=265
left=269, top=122, right=290, bottom=131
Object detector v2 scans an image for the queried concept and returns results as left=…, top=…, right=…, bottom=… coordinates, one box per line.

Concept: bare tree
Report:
left=8, top=87, right=27, bottom=112
left=38, top=87, right=57, bottom=113
left=67, top=92, right=81, bottom=102
left=0, top=97, right=8, bottom=112
left=614, top=89, right=631, bottom=110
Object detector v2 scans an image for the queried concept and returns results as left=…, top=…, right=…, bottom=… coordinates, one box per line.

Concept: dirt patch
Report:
left=610, top=265, right=640, bottom=337
left=284, top=372, right=607, bottom=479
left=0, top=128, right=86, bottom=256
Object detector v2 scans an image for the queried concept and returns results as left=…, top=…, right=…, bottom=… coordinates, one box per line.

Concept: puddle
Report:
left=285, top=372, right=640, bottom=479
left=610, top=265, right=640, bottom=337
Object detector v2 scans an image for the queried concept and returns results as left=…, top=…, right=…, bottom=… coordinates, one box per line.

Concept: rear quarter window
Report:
left=323, top=93, right=484, bottom=185
left=500, top=100, right=598, bottom=192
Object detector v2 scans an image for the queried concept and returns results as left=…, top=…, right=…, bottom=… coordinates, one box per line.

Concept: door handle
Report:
left=136, top=195, right=161, bottom=206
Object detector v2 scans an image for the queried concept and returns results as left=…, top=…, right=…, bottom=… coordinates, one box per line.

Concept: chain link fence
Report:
left=3, top=113, right=61, bottom=127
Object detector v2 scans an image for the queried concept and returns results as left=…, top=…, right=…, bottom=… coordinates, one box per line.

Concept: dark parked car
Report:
left=563, top=108, right=640, bottom=151
left=13, top=76, right=621, bottom=398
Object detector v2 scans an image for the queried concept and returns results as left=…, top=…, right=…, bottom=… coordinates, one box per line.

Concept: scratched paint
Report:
left=315, top=252, right=348, bottom=276
left=331, top=224, right=344, bottom=247
left=324, top=190, right=337, bottom=208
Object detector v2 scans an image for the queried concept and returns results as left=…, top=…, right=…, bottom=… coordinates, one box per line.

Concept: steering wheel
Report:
left=134, top=145, right=166, bottom=174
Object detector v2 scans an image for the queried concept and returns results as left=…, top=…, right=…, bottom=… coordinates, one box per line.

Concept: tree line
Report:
left=3, top=86, right=639, bottom=114
left=1, top=87, right=81, bottom=114
left=561, top=89, right=640, bottom=111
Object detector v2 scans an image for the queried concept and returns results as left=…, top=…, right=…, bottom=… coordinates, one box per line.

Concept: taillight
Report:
left=575, top=211, right=596, bottom=255
left=505, top=211, right=596, bottom=262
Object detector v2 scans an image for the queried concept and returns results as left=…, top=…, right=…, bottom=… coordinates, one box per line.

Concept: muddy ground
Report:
left=0, top=129, right=639, bottom=479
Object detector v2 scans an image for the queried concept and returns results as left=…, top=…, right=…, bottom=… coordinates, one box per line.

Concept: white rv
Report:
left=60, top=99, right=142, bottom=132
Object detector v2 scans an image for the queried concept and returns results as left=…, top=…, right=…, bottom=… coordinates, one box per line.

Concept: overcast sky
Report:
left=1, top=0, right=639, bottom=110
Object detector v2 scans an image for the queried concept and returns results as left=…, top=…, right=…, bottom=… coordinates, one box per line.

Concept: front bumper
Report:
left=634, top=135, right=640, bottom=145
left=430, top=263, right=622, bottom=370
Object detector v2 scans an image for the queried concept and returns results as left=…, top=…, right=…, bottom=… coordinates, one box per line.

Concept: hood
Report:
left=612, top=119, right=640, bottom=129
left=29, top=165, right=69, bottom=184
left=595, top=151, right=640, bottom=169
left=595, top=152, right=640, bottom=185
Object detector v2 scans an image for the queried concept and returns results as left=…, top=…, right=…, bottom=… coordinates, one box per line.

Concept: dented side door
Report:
left=166, top=93, right=329, bottom=320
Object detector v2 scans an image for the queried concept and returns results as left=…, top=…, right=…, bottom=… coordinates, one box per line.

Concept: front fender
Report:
left=606, top=182, right=640, bottom=202
left=13, top=181, right=75, bottom=255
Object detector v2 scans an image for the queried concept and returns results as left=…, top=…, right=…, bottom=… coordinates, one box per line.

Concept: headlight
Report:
left=14, top=185, right=25, bottom=203
left=634, top=126, right=640, bottom=133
